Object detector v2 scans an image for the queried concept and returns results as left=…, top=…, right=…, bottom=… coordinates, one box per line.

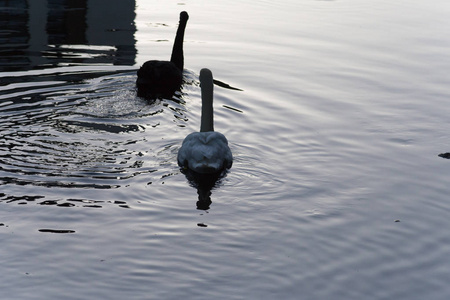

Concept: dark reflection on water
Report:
left=0, top=191, right=130, bottom=208
left=38, top=228, right=75, bottom=233
left=181, top=169, right=230, bottom=210
left=0, top=0, right=136, bottom=72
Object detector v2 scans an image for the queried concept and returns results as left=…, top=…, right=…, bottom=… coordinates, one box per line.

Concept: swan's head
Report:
left=180, top=11, right=189, bottom=23
left=199, top=68, right=213, bottom=85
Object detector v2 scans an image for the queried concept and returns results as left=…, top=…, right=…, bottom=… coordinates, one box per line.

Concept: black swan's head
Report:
left=180, top=11, right=189, bottom=23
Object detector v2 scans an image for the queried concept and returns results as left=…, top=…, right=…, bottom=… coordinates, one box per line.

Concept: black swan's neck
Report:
left=170, top=11, right=189, bottom=72
left=200, top=69, right=214, bottom=132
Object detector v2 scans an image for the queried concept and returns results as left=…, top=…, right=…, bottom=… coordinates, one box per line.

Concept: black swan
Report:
left=136, top=11, right=189, bottom=99
left=177, top=68, right=233, bottom=174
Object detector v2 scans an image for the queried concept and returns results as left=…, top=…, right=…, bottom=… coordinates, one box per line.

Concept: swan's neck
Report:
left=170, top=12, right=189, bottom=71
left=200, top=69, right=214, bottom=132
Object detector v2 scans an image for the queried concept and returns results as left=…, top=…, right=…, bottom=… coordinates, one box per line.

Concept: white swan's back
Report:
left=177, top=69, right=232, bottom=174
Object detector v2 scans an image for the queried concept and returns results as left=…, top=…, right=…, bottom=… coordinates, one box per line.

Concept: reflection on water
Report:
left=0, top=0, right=136, bottom=71
left=181, top=168, right=231, bottom=210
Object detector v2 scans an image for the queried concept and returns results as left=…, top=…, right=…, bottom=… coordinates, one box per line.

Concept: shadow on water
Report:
left=0, top=0, right=137, bottom=72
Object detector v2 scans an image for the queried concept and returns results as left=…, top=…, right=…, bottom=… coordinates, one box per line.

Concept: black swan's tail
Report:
left=170, top=11, right=189, bottom=72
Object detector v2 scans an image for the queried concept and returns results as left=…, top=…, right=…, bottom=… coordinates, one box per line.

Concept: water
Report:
left=1, top=0, right=450, bottom=299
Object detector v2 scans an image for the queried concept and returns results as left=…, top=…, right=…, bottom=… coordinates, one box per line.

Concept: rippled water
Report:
left=2, top=0, right=450, bottom=299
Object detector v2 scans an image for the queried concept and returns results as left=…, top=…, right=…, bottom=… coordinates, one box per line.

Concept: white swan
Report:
left=136, top=11, right=189, bottom=99
left=177, top=68, right=233, bottom=174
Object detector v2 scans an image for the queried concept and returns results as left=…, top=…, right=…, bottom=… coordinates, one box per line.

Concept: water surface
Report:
left=1, top=0, right=450, bottom=299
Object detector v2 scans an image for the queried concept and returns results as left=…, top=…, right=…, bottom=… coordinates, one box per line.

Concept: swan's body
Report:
left=136, top=11, right=189, bottom=99
left=178, top=69, right=232, bottom=174
left=178, top=131, right=232, bottom=173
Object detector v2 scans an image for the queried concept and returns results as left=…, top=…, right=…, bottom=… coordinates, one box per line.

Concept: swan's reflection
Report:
left=181, top=169, right=229, bottom=210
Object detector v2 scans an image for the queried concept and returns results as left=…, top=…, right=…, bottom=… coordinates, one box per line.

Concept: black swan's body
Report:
left=136, top=11, right=189, bottom=99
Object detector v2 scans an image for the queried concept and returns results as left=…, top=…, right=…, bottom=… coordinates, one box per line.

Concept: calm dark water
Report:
left=2, top=0, right=450, bottom=299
